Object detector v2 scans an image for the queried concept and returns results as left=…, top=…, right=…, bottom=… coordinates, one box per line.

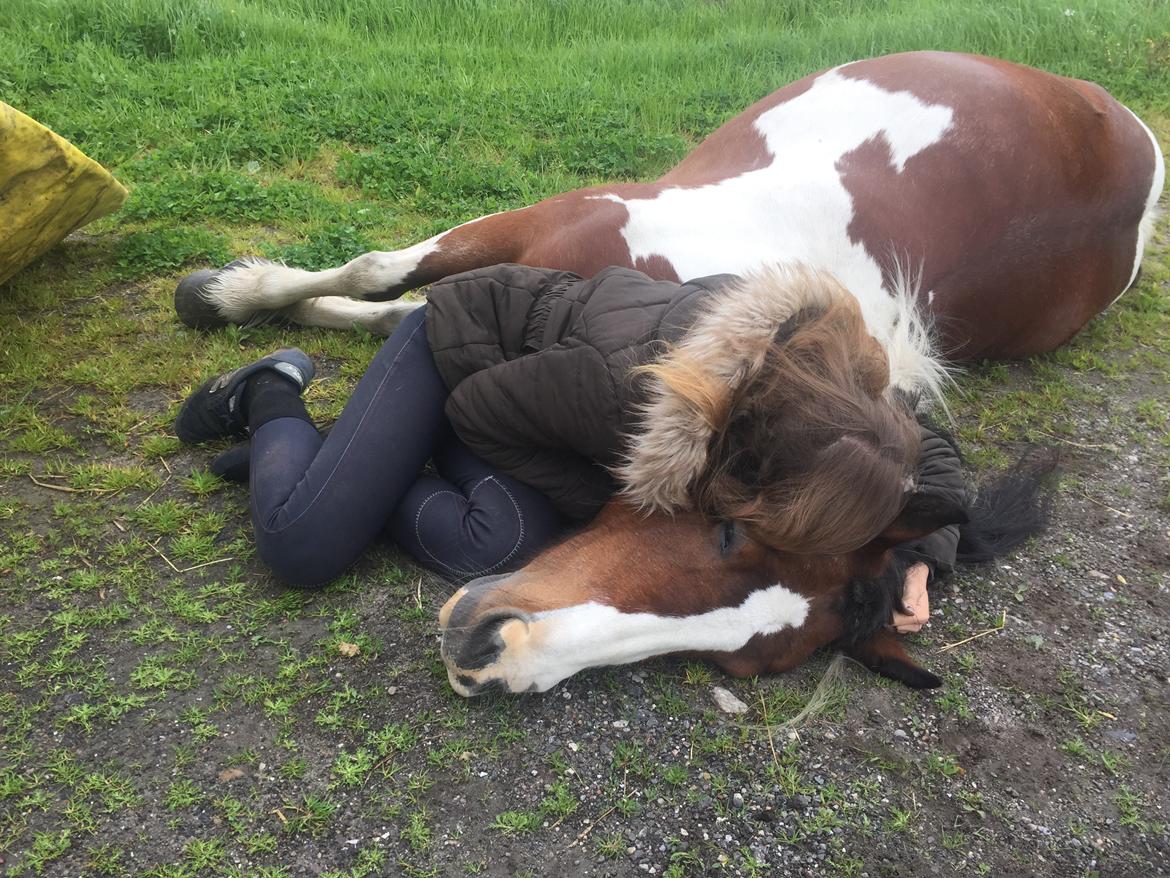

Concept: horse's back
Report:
left=663, top=51, right=1164, bottom=359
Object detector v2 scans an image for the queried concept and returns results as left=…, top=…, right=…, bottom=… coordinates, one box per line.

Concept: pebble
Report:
left=732, top=793, right=744, bottom=809
left=1105, top=729, right=1137, bottom=744
left=712, top=687, right=749, bottom=714
left=893, top=729, right=908, bottom=740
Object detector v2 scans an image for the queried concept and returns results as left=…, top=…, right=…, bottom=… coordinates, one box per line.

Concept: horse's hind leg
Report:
left=189, top=239, right=442, bottom=329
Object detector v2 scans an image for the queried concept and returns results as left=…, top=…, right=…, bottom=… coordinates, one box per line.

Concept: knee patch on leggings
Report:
left=391, top=475, right=532, bottom=580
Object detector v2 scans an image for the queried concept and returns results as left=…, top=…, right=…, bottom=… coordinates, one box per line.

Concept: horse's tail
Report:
left=956, top=451, right=1059, bottom=566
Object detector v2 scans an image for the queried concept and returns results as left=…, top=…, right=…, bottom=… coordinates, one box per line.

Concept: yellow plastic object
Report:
left=0, top=101, right=128, bottom=286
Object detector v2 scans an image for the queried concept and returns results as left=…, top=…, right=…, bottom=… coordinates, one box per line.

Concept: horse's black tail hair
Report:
left=955, top=450, right=1059, bottom=566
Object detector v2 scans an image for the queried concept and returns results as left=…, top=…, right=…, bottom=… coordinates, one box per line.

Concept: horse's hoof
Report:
left=173, top=257, right=273, bottom=330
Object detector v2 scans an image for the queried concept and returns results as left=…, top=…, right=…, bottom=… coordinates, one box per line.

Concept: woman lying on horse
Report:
left=173, top=261, right=963, bottom=634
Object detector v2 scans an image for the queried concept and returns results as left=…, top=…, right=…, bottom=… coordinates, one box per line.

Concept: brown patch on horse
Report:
left=517, top=185, right=647, bottom=278
left=837, top=52, right=1158, bottom=358
left=633, top=253, right=681, bottom=282
left=413, top=183, right=673, bottom=290
left=704, top=587, right=852, bottom=678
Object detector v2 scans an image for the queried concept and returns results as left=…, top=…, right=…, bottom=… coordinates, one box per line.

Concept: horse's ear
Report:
left=870, top=491, right=968, bottom=550
left=846, top=628, right=942, bottom=690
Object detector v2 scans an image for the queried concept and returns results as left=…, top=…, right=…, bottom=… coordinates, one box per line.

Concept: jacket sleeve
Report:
left=443, top=343, right=621, bottom=521
left=894, top=420, right=967, bottom=584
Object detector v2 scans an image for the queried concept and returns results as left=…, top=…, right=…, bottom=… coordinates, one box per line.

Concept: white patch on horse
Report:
left=1118, top=105, right=1165, bottom=301
left=451, top=583, right=810, bottom=694
left=286, top=297, right=422, bottom=336
left=601, top=67, right=953, bottom=389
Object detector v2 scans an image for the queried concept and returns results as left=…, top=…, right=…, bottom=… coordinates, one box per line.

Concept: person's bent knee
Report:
left=391, top=476, right=541, bottom=580
left=254, top=529, right=352, bottom=589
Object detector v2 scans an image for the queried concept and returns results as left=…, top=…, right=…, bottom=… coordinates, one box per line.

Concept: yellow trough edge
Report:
left=0, top=101, right=128, bottom=287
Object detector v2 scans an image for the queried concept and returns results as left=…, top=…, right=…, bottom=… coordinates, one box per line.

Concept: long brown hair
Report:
left=648, top=295, right=920, bottom=555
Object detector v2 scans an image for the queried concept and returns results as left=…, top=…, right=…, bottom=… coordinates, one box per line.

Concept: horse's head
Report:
left=441, top=267, right=964, bottom=695
left=439, top=494, right=965, bottom=695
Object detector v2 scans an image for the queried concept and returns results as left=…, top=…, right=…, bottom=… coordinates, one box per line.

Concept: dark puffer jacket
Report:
left=425, top=264, right=966, bottom=583
left=427, top=264, right=732, bottom=520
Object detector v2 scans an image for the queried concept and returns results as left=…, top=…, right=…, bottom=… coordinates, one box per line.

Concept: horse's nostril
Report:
left=452, top=610, right=529, bottom=671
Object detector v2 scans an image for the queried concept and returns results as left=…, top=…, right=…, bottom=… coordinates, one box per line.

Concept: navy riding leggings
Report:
left=248, top=306, right=565, bottom=587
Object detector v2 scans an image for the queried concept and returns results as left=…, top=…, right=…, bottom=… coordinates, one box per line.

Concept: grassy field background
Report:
left=2, top=1, right=1169, bottom=876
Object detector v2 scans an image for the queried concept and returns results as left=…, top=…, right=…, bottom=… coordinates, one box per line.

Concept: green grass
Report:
left=1, top=0, right=1169, bottom=875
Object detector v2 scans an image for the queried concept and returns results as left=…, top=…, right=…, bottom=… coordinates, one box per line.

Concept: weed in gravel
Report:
left=163, top=779, right=202, bottom=810
left=490, top=810, right=543, bottom=836
left=594, top=831, right=626, bottom=859
left=183, top=468, right=227, bottom=496
left=886, top=806, right=916, bottom=832
left=401, top=808, right=432, bottom=852
left=282, top=794, right=338, bottom=836
left=924, top=752, right=963, bottom=779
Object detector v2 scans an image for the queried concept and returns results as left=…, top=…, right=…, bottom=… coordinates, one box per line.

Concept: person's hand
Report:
left=891, top=562, right=930, bottom=634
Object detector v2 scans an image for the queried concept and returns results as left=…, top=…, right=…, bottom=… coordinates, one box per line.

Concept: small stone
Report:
left=1105, top=729, right=1137, bottom=744
left=893, top=729, right=908, bottom=740
left=732, top=793, right=745, bottom=809
left=712, top=686, right=749, bottom=714
left=612, top=720, right=629, bottom=730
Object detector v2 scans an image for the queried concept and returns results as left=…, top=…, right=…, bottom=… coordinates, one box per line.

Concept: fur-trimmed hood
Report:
left=615, top=263, right=946, bottom=512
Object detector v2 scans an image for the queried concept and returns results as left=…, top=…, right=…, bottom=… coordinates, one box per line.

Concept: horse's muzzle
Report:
left=439, top=576, right=534, bottom=696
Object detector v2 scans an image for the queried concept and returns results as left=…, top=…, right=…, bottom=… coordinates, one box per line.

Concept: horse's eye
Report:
left=718, top=520, right=737, bottom=556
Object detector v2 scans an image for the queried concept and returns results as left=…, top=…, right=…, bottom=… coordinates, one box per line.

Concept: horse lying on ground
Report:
left=177, top=51, right=1164, bottom=694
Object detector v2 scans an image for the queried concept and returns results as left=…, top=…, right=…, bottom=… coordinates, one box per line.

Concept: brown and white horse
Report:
left=180, top=52, right=1163, bottom=694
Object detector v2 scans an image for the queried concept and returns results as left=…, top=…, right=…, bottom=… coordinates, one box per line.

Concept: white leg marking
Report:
left=453, top=582, right=810, bottom=694
left=283, top=297, right=423, bottom=335
left=204, top=238, right=442, bottom=322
